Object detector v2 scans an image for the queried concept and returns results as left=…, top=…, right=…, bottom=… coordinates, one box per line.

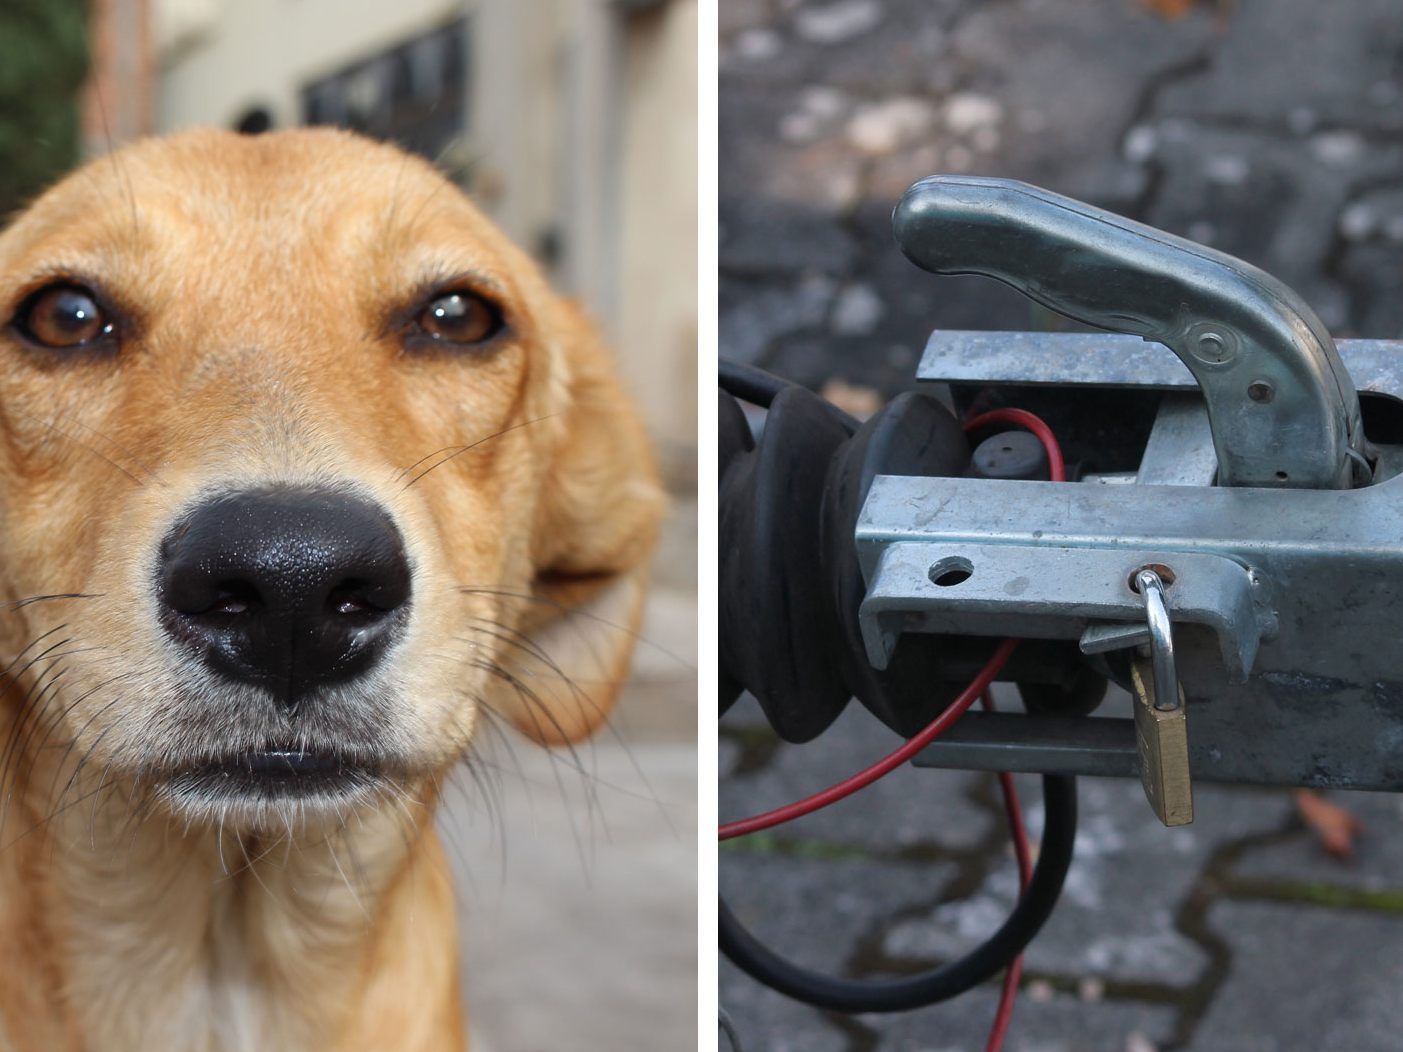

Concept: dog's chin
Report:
left=156, top=749, right=396, bottom=831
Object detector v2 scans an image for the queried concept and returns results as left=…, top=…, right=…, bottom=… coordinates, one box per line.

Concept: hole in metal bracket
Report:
left=1128, top=563, right=1176, bottom=592
left=929, top=557, right=974, bottom=587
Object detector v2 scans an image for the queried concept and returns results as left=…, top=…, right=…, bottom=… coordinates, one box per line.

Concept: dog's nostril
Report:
left=158, top=487, right=411, bottom=705
left=193, top=581, right=264, bottom=617
left=326, top=580, right=391, bottom=617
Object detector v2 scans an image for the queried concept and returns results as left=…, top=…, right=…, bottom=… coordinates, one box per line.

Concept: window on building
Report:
left=302, top=18, right=467, bottom=163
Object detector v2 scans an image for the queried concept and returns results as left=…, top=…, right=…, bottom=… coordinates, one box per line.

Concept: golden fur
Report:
left=0, top=128, right=665, bottom=1050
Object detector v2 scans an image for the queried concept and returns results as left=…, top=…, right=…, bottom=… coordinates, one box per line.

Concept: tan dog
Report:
left=0, top=128, right=665, bottom=1051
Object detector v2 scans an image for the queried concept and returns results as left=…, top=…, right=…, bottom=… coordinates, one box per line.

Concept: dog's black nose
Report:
left=159, top=488, right=411, bottom=705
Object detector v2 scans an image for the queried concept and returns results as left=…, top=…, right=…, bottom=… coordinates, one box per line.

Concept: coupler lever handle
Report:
left=893, top=175, right=1366, bottom=489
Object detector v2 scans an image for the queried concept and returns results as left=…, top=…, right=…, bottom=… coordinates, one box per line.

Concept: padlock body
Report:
left=1131, top=657, right=1193, bottom=827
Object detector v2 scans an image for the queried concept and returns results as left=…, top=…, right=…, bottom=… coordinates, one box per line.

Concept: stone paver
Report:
left=722, top=955, right=1180, bottom=1052
left=1184, top=901, right=1403, bottom=1052
left=1230, top=790, right=1403, bottom=893
left=880, top=777, right=1293, bottom=991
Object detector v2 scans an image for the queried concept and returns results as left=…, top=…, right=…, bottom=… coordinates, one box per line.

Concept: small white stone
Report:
left=795, top=274, right=839, bottom=319
left=799, top=85, right=849, bottom=121
left=1125, top=1032, right=1158, bottom=1052
left=1339, top=201, right=1378, bottom=241
left=1026, top=979, right=1056, bottom=1003
left=1123, top=125, right=1158, bottom=164
left=846, top=96, right=936, bottom=154
left=830, top=284, right=885, bottom=335
left=944, top=91, right=1003, bottom=135
left=779, top=87, right=851, bottom=144
left=971, top=126, right=1000, bottom=153
left=822, top=168, right=862, bottom=211
left=1203, top=154, right=1249, bottom=186
left=1312, top=130, right=1365, bottom=167
left=793, top=0, right=882, bottom=45
left=945, top=144, right=973, bottom=171
left=779, top=111, right=822, bottom=144
left=732, top=28, right=782, bottom=61
left=1078, top=976, right=1106, bottom=1002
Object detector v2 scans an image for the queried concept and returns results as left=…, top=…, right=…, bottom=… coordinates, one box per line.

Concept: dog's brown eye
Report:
left=417, top=292, right=500, bottom=345
left=15, top=285, right=113, bottom=349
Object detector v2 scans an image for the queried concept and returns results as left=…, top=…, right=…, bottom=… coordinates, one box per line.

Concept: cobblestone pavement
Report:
left=720, top=1, right=1403, bottom=1049
left=722, top=690, right=1403, bottom=1051
left=722, top=0, right=1403, bottom=392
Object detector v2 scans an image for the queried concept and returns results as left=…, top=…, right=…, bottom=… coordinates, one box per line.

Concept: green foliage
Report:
left=0, top=0, right=90, bottom=221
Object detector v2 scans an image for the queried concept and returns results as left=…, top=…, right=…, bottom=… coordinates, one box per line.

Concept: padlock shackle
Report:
left=1136, top=569, right=1179, bottom=712
left=893, top=176, right=1365, bottom=489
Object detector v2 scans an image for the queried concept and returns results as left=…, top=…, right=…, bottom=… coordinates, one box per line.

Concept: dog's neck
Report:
left=0, top=708, right=464, bottom=1052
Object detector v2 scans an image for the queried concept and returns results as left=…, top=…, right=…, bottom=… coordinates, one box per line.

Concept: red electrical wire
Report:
left=719, top=638, right=1019, bottom=840
left=718, top=405, right=1065, bottom=841
left=719, top=406, right=1064, bottom=1046
left=983, top=691, right=1034, bottom=1052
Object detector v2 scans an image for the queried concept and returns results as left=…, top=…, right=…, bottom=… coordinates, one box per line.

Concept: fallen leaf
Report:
left=1141, top=0, right=1196, bottom=19
left=1294, top=788, right=1364, bottom=860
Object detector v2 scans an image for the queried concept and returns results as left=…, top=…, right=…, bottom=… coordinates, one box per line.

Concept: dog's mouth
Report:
left=166, top=747, right=383, bottom=802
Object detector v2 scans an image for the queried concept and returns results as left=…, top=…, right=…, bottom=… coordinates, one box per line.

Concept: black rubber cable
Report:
left=719, top=357, right=859, bottom=435
left=719, top=773, right=1077, bottom=1013
left=718, top=358, right=791, bottom=408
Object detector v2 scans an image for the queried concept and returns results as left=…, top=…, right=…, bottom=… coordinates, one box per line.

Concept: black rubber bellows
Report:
left=718, top=381, right=973, bottom=742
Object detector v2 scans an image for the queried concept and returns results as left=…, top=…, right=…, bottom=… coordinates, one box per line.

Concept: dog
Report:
left=0, top=127, right=666, bottom=1051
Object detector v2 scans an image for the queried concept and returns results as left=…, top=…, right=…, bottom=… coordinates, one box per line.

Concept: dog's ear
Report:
left=497, top=305, right=668, bottom=744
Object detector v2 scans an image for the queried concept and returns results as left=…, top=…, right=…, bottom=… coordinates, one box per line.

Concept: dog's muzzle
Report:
left=158, top=486, right=411, bottom=706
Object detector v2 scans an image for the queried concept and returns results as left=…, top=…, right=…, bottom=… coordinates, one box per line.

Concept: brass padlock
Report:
left=1131, top=654, right=1193, bottom=826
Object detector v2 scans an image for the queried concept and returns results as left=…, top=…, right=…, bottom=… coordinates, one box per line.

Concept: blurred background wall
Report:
left=5, top=2, right=697, bottom=1048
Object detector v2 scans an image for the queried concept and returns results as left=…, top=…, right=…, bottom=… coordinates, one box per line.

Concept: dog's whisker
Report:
left=460, top=617, right=674, bottom=829
left=2, top=409, right=156, bottom=488
left=400, top=414, right=559, bottom=489
left=468, top=692, right=606, bottom=880
left=37, top=672, right=135, bottom=805
left=36, top=694, right=131, bottom=839
left=0, top=640, right=83, bottom=819
left=2, top=593, right=103, bottom=611
left=4, top=711, right=128, bottom=853
left=457, top=583, right=696, bottom=670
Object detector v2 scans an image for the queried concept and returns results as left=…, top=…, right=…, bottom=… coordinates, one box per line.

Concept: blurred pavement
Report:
left=445, top=498, right=697, bottom=1051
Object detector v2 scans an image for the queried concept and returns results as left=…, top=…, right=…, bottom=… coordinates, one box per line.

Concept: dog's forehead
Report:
left=0, top=129, right=522, bottom=296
